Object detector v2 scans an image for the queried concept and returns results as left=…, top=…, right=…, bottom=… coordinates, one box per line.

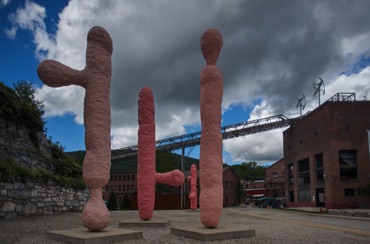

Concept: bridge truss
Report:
left=111, top=114, right=301, bottom=161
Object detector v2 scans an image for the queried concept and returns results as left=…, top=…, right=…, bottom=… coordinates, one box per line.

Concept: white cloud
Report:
left=7, top=0, right=370, bottom=164
left=341, top=33, right=370, bottom=58
left=326, top=66, right=370, bottom=101
left=1, top=0, right=11, bottom=8
left=111, top=126, right=138, bottom=149
left=6, top=1, right=46, bottom=33
left=4, top=26, right=17, bottom=39
left=224, top=128, right=285, bottom=165
left=35, top=86, right=85, bottom=124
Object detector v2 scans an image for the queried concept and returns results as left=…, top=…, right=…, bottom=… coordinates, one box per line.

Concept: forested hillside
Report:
left=0, top=81, right=84, bottom=189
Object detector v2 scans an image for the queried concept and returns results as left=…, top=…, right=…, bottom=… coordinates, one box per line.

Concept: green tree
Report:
left=0, top=82, right=21, bottom=122
left=230, top=162, right=266, bottom=180
left=13, top=80, right=45, bottom=132
left=120, top=194, right=131, bottom=210
left=49, top=139, right=83, bottom=177
left=106, top=191, right=118, bottom=210
left=0, top=81, right=45, bottom=148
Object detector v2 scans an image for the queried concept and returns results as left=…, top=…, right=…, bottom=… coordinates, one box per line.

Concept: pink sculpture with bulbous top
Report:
left=187, top=164, right=197, bottom=210
left=137, top=86, right=185, bottom=221
left=37, top=26, right=113, bottom=232
left=199, top=28, right=224, bottom=228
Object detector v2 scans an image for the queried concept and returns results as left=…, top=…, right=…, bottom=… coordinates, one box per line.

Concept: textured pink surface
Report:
left=137, top=87, right=185, bottom=221
left=37, top=26, right=113, bottom=231
left=137, top=87, right=156, bottom=221
left=199, top=29, right=224, bottom=228
left=188, top=164, right=197, bottom=210
left=156, top=170, right=184, bottom=186
left=200, top=29, right=223, bottom=66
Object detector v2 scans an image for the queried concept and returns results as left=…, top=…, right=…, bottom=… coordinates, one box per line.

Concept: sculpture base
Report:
left=171, top=226, right=255, bottom=241
left=46, top=228, right=142, bottom=244
left=118, top=219, right=169, bottom=227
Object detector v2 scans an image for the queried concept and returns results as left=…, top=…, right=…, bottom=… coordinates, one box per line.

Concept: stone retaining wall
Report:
left=0, top=118, right=52, bottom=170
left=0, top=181, right=88, bottom=219
left=328, top=209, right=370, bottom=218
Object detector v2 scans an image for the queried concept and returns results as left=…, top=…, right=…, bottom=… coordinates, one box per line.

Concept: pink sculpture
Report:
left=37, top=26, right=113, bottom=231
left=199, top=29, right=224, bottom=228
left=137, top=86, right=184, bottom=221
left=187, top=164, right=197, bottom=210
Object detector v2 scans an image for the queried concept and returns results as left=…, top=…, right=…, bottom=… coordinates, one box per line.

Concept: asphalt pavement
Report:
left=1, top=207, right=370, bottom=243
left=231, top=205, right=370, bottom=236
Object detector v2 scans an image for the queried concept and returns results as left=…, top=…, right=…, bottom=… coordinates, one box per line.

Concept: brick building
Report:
left=222, top=167, right=240, bottom=206
left=240, top=179, right=266, bottom=204
left=103, top=172, right=137, bottom=204
left=103, top=166, right=240, bottom=209
left=284, top=93, right=370, bottom=209
left=265, top=158, right=285, bottom=198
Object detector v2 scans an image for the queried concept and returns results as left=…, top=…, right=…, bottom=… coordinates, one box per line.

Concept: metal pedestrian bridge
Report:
left=111, top=114, right=301, bottom=161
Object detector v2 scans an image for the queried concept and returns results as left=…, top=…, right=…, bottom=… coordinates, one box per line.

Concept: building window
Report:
left=288, top=163, right=294, bottom=187
left=344, top=188, right=355, bottom=196
left=273, top=172, right=278, bottom=177
left=339, top=150, right=357, bottom=181
left=298, top=158, right=310, bottom=185
left=123, top=175, right=126, bottom=181
left=132, top=174, right=135, bottom=181
left=114, top=175, right=117, bottom=181
left=315, top=153, right=324, bottom=182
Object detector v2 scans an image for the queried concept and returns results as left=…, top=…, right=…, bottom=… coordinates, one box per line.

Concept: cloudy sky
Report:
left=1, top=0, right=370, bottom=165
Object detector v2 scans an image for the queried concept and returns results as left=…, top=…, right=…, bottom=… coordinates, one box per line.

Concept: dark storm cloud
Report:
left=107, top=0, right=370, bottom=131
left=30, top=0, right=370, bottom=156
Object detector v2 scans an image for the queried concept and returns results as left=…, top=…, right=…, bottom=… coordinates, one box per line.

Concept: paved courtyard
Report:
left=0, top=207, right=369, bottom=243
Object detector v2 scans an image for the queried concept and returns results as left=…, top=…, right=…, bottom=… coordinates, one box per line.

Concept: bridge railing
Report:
left=111, top=114, right=300, bottom=161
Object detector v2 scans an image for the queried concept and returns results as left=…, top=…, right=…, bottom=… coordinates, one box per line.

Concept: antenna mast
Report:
left=313, top=77, right=325, bottom=105
left=296, top=95, right=306, bottom=117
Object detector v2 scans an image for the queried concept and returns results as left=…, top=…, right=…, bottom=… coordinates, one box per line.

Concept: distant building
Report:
left=103, top=166, right=240, bottom=209
left=240, top=179, right=266, bottom=204
left=283, top=93, right=370, bottom=209
left=222, top=167, right=240, bottom=206
left=265, top=158, right=285, bottom=198
left=103, top=172, right=137, bottom=205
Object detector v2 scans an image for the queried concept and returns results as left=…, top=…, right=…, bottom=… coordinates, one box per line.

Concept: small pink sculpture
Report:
left=199, top=29, right=224, bottom=228
left=137, top=86, right=184, bottom=221
left=37, top=26, right=113, bottom=231
left=187, top=164, right=197, bottom=210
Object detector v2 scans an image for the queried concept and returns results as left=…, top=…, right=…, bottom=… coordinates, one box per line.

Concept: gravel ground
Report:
left=0, top=208, right=369, bottom=243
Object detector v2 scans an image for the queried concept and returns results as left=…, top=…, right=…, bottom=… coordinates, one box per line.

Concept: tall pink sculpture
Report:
left=199, top=29, right=224, bottom=228
left=137, top=86, right=184, bottom=221
left=187, top=164, right=197, bottom=210
left=37, top=26, right=113, bottom=231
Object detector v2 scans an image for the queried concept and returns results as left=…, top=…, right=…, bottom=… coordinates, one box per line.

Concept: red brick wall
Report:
left=223, top=168, right=240, bottom=206
left=283, top=101, right=370, bottom=209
